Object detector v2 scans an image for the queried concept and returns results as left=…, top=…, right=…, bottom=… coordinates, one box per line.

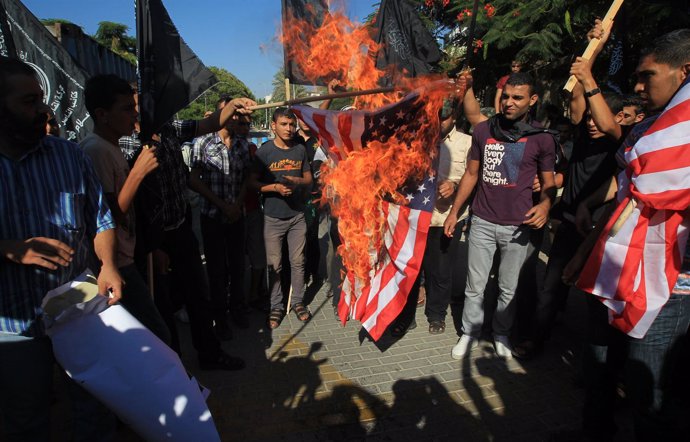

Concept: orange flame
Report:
left=282, top=7, right=467, bottom=285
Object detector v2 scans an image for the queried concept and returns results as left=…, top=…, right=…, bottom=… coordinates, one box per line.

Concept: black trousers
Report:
left=423, top=226, right=461, bottom=322
left=153, top=214, right=222, bottom=362
left=200, top=215, right=245, bottom=328
left=530, top=219, right=581, bottom=343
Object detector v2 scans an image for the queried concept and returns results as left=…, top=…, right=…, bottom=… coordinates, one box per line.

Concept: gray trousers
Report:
left=462, top=216, right=530, bottom=337
left=264, top=213, right=307, bottom=310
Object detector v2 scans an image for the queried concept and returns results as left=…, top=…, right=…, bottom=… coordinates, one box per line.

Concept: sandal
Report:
left=267, top=309, right=285, bottom=329
left=390, top=320, right=417, bottom=338
left=428, top=320, right=446, bottom=335
left=292, top=303, right=312, bottom=322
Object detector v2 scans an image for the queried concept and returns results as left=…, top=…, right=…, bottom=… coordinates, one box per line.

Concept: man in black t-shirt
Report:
left=250, top=108, right=313, bottom=329
left=513, top=68, right=626, bottom=359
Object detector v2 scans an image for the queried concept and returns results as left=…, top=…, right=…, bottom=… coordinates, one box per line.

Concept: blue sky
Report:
left=22, top=0, right=376, bottom=99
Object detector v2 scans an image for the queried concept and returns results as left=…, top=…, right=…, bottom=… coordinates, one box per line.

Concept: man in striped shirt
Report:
left=0, top=58, right=121, bottom=441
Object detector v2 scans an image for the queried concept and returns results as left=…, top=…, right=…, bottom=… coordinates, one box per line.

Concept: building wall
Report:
left=46, top=23, right=136, bottom=81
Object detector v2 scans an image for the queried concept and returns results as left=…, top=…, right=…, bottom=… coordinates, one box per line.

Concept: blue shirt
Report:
left=0, top=136, right=114, bottom=336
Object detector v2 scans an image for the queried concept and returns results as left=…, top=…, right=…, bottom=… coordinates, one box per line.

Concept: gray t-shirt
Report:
left=253, top=140, right=310, bottom=218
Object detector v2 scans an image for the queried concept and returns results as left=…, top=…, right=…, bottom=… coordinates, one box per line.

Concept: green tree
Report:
left=415, top=0, right=688, bottom=107
left=253, top=97, right=270, bottom=129
left=271, top=69, right=309, bottom=103
left=176, top=66, right=256, bottom=120
left=93, top=21, right=136, bottom=64
left=41, top=18, right=75, bottom=26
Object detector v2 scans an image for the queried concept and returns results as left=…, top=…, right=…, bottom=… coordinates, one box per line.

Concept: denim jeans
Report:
left=462, top=216, right=530, bottom=337
left=583, top=294, right=690, bottom=441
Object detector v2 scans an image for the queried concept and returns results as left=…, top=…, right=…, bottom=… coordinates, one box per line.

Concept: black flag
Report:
left=281, top=0, right=328, bottom=86
left=136, top=0, right=217, bottom=141
left=372, top=0, right=441, bottom=86
left=0, top=0, right=91, bottom=141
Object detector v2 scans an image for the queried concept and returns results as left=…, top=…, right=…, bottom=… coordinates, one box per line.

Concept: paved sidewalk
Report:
left=41, top=276, right=637, bottom=442
left=183, top=284, right=590, bottom=442
left=39, top=217, right=625, bottom=441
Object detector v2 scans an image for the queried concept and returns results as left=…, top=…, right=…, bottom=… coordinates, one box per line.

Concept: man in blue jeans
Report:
left=443, top=72, right=557, bottom=359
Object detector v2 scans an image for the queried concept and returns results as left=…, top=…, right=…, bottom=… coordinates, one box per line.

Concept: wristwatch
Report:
left=584, top=88, right=601, bottom=98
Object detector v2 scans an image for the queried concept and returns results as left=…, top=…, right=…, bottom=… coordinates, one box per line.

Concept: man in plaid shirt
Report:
left=189, top=96, right=252, bottom=339
left=119, top=91, right=255, bottom=371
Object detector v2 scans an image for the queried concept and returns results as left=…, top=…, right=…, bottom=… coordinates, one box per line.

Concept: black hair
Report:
left=603, top=92, right=624, bottom=115
left=622, top=95, right=644, bottom=113
left=505, top=72, right=537, bottom=96
left=640, top=29, right=690, bottom=68
left=216, top=94, right=233, bottom=108
left=553, top=116, right=572, bottom=128
left=84, top=74, right=133, bottom=121
left=0, top=57, right=37, bottom=98
left=272, top=106, right=296, bottom=122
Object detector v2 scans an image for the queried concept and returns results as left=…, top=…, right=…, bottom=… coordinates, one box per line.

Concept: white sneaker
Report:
left=494, top=335, right=513, bottom=359
left=451, top=335, right=477, bottom=360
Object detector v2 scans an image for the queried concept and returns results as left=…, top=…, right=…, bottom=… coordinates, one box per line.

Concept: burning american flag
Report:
left=292, top=88, right=443, bottom=340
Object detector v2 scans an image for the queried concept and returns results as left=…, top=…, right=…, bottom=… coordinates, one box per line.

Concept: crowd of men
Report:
left=1, top=18, right=689, bottom=442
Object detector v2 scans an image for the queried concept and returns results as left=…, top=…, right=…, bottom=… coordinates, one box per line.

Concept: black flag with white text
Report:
left=136, top=0, right=217, bottom=141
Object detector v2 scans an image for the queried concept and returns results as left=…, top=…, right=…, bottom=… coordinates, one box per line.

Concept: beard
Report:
left=0, top=105, right=48, bottom=146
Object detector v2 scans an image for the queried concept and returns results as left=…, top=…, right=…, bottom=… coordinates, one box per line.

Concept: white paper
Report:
left=43, top=271, right=220, bottom=441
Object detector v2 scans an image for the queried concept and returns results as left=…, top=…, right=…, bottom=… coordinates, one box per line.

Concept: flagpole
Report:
left=563, top=0, right=625, bottom=92
left=285, top=77, right=291, bottom=101
left=247, top=86, right=396, bottom=111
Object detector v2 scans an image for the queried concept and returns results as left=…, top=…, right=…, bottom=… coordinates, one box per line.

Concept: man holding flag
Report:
left=568, top=29, right=690, bottom=441
left=122, top=0, right=257, bottom=369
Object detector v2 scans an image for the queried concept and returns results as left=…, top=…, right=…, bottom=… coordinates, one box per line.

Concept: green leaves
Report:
left=565, top=10, right=573, bottom=37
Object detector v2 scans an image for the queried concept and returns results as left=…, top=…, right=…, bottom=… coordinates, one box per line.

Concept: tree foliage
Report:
left=176, top=66, right=256, bottom=120
left=414, top=0, right=689, bottom=105
left=41, top=18, right=75, bottom=26
left=271, top=68, right=310, bottom=103
left=93, top=21, right=137, bottom=64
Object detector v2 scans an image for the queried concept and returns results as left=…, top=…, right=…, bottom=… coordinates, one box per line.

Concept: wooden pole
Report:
left=285, top=77, right=291, bottom=101
left=286, top=286, right=293, bottom=314
left=609, top=198, right=636, bottom=237
left=247, top=86, right=396, bottom=111
left=563, top=0, right=625, bottom=92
